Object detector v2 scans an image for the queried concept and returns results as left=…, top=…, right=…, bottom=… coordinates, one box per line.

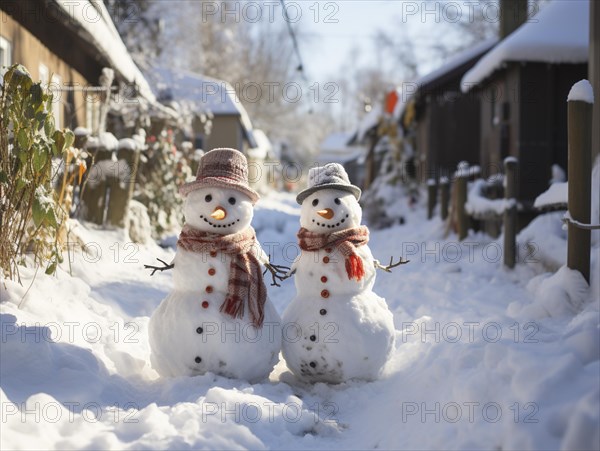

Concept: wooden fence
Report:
left=425, top=79, right=595, bottom=276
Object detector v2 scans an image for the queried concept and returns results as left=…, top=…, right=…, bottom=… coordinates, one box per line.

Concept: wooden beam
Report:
left=590, top=0, right=600, bottom=161
left=456, top=174, right=468, bottom=241
left=503, top=158, right=518, bottom=268
left=567, top=91, right=593, bottom=283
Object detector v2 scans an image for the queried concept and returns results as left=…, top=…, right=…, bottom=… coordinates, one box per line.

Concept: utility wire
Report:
left=280, top=0, right=309, bottom=84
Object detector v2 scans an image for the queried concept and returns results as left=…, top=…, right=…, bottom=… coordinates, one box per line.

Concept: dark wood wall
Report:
left=478, top=65, right=521, bottom=178
left=478, top=62, right=587, bottom=205
left=414, top=79, right=482, bottom=181
left=425, top=89, right=481, bottom=179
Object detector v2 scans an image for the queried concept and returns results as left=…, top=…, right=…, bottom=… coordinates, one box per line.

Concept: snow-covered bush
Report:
left=361, top=142, right=418, bottom=229
left=134, top=129, right=192, bottom=238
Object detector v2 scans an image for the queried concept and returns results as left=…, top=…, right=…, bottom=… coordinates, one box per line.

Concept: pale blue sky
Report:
left=292, top=0, right=462, bottom=83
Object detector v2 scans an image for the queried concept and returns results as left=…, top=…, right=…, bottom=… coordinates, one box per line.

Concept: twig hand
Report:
left=262, top=255, right=291, bottom=287
left=375, top=257, right=409, bottom=273
left=144, top=258, right=175, bottom=276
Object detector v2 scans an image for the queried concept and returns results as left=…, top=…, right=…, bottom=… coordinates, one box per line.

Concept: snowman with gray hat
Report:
left=281, top=163, right=407, bottom=383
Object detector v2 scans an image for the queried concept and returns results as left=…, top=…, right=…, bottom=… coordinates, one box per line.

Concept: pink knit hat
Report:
left=179, top=148, right=259, bottom=204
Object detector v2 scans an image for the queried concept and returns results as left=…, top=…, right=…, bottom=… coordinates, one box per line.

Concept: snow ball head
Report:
left=300, top=189, right=362, bottom=232
left=183, top=187, right=253, bottom=234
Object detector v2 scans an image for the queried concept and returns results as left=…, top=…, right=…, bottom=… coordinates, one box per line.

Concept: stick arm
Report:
left=144, top=257, right=175, bottom=276
left=374, top=256, right=410, bottom=273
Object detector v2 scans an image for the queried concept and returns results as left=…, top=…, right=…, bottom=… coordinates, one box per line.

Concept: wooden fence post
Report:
left=503, top=157, right=518, bottom=268
left=81, top=147, right=112, bottom=225
left=106, top=142, right=140, bottom=228
left=455, top=165, right=469, bottom=241
left=440, top=177, right=449, bottom=221
left=427, top=178, right=438, bottom=220
left=567, top=81, right=593, bottom=283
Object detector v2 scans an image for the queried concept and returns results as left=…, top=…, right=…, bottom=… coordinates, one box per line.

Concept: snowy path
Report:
left=1, top=193, right=598, bottom=450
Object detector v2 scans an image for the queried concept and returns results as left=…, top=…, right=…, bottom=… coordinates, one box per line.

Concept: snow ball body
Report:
left=282, top=190, right=395, bottom=383
left=149, top=187, right=282, bottom=383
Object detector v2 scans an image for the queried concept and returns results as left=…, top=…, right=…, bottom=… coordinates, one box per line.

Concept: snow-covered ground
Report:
left=1, top=191, right=598, bottom=450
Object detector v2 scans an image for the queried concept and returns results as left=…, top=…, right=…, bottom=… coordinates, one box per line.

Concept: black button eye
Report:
left=205, top=194, right=212, bottom=202
left=228, top=197, right=236, bottom=205
left=312, top=199, right=319, bottom=207
left=334, top=198, right=341, bottom=205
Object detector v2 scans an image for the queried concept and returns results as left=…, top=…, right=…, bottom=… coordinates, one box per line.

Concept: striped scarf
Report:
left=177, top=225, right=266, bottom=328
left=297, top=226, right=369, bottom=281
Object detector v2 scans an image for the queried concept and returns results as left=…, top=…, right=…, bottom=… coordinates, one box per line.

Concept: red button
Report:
left=321, top=276, right=328, bottom=283
left=323, top=256, right=330, bottom=264
left=208, top=268, right=216, bottom=276
left=321, top=289, right=330, bottom=298
left=210, top=251, right=217, bottom=258
left=202, top=301, right=209, bottom=308
left=325, top=247, right=332, bottom=253
left=206, top=285, right=213, bottom=293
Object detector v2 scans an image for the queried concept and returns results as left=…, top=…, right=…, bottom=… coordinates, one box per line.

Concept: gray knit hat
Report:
left=296, top=163, right=361, bottom=204
left=179, top=148, right=259, bottom=204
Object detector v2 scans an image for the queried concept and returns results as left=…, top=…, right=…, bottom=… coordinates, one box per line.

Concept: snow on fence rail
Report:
left=534, top=182, right=568, bottom=210
left=429, top=159, right=519, bottom=267
left=465, top=178, right=513, bottom=220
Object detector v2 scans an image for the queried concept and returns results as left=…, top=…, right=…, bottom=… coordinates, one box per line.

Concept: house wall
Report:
left=205, top=115, right=243, bottom=152
left=478, top=65, right=521, bottom=179
left=424, top=89, right=481, bottom=179
left=478, top=61, right=587, bottom=231
left=518, top=62, right=588, bottom=204
left=0, top=11, right=94, bottom=129
left=412, top=65, right=485, bottom=183
left=415, top=108, right=430, bottom=182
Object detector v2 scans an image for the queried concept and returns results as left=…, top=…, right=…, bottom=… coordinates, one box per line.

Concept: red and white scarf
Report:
left=297, top=226, right=369, bottom=281
left=177, top=225, right=266, bottom=328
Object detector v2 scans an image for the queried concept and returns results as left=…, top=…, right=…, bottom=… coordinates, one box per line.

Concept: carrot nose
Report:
left=317, top=208, right=334, bottom=219
left=210, top=206, right=227, bottom=220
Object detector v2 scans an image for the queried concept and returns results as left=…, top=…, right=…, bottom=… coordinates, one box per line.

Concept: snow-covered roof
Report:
left=393, top=39, right=497, bottom=121
left=150, top=68, right=246, bottom=115
left=462, top=0, right=589, bottom=92
left=318, top=131, right=364, bottom=164
left=320, top=132, right=352, bottom=152
left=418, top=38, right=498, bottom=89
left=150, top=67, right=257, bottom=147
left=356, top=104, right=382, bottom=142
left=247, top=129, right=272, bottom=160
left=54, top=0, right=155, bottom=102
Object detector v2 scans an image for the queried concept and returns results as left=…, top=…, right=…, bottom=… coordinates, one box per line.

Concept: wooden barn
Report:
left=399, top=38, right=498, bottom=183
left=0, top=0, right=158, bottom=134
left=461, top=0, right=589, bottom=211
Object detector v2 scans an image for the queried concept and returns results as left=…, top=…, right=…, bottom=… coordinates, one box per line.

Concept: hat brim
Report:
left=179, top=176, right=260, bottom=204
left=296, top=183, right=361, bottom=204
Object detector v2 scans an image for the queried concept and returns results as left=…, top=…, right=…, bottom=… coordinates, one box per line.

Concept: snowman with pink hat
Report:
left=146, top=148, right=286, bottom=382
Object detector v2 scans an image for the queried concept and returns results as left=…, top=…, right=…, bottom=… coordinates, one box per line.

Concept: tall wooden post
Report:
left=106, top=144, right=140, bottom=228
left=590, top=0, right=600, bottom=161
left=456, top=173, right=468, bottom=241
left=81, top=147, right=112, bottom=225
left=567, top=82, right=593, bottom=283
left=427, top=179, right=437, bottom=220
left=440, top=177, right=450, bottom=221
left=364, top=132, right=378, bottom=190
left=503, top=157, right=518, bottom=268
